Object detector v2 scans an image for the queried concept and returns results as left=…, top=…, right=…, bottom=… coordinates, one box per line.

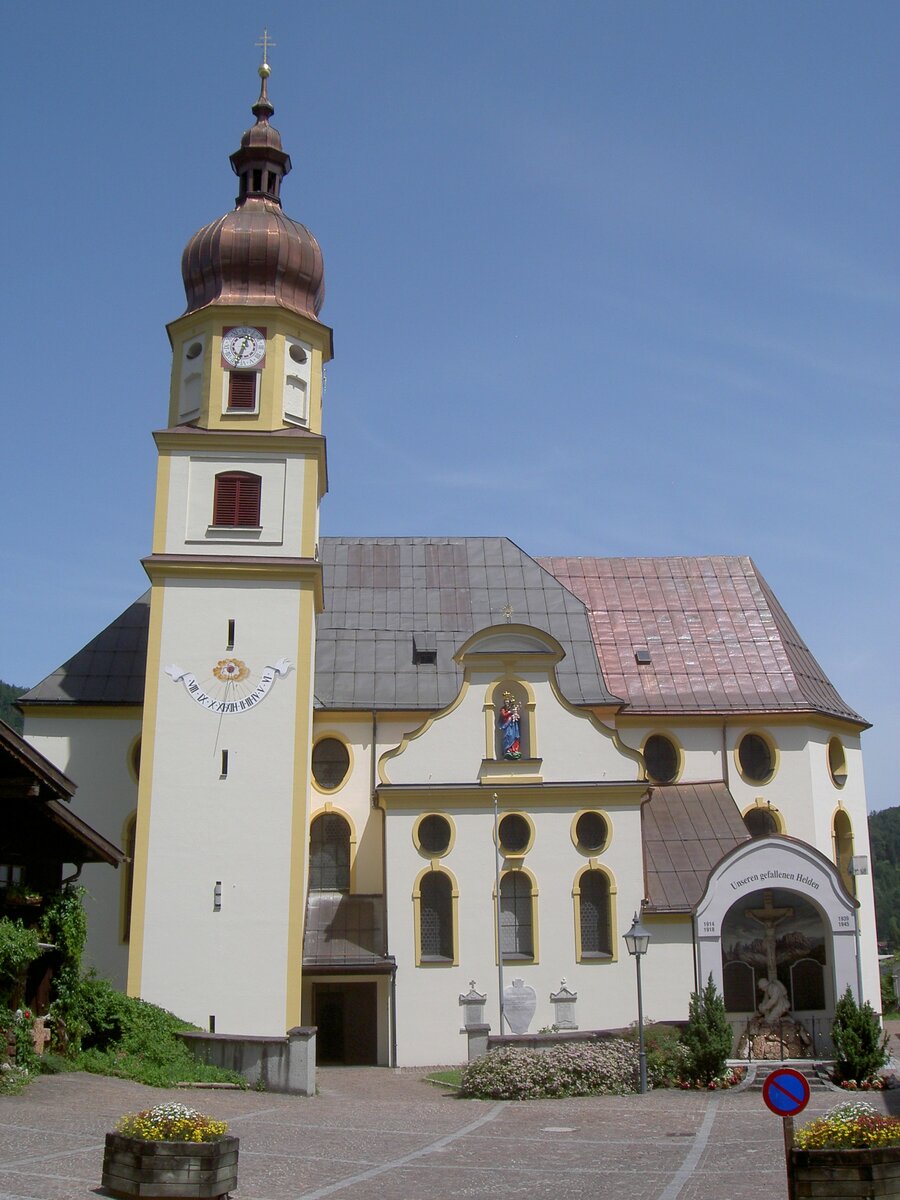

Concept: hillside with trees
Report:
left=0, top=681, right=25, bottom=733
left=869, top=806, right=900, bottom=952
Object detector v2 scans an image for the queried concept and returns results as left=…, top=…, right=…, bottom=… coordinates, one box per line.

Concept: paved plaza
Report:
left=2, top=1065, right=894, bottom=1200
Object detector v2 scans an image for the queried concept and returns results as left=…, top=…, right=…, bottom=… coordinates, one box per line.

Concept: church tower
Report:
left=127, top=56, right=332, bottom=1035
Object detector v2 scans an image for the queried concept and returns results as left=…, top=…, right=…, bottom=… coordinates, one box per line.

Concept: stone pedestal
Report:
left=736, top=1017, right=812, bottom=1060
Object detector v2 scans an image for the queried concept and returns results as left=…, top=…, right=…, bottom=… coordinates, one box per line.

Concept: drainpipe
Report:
left=372, top=710, right=397, bottom=1066
left=493, top=791, right=506, bottom=1033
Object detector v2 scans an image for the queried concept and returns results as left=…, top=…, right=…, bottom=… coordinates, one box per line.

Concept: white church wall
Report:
left=24, top=713, right=140, bottom=989
left=616, top=721, right=725, bottom=782
left=136, top=578, right=311, bottom=1034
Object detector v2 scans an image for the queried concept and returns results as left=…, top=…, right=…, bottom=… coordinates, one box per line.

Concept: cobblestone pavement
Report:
left=0, top=1067, right=890, bottom=1200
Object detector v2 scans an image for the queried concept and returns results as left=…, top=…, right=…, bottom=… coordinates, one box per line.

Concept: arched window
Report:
left=419, top=872, right=454, bottom=961
left=212, top=471, right=261, bottom=528
left=309, top=812, right=351, bottom=892
left=576, top=869, right=612, bottom=958
left=499, top=871, right=535, bottom=960
left=833, top=809, right=854, bottom=894
left=744, top=807, right=780, bottom=838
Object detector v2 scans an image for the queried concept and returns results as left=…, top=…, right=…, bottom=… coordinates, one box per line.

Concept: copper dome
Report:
left=180, top=68, right=325, bottom=322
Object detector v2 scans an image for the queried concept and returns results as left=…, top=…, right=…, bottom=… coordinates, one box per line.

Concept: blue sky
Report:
left=1, top=2, right=897, bottom=810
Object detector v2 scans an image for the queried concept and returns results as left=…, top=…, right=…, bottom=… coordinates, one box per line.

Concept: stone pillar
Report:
left=465, top=1023, right=491, bottom=1062
left=459, top=982, right=487, bottom=1029
left=286, top=1026, right=317, bottom=1097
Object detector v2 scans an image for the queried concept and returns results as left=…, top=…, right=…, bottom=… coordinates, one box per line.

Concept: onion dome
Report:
left=181, top=63, right=325, bottom=322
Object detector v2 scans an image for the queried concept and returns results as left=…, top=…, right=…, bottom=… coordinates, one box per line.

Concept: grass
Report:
left=425, top=1068, right=463, bottom=1088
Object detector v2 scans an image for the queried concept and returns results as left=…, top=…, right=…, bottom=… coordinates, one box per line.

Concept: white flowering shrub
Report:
left=460, top=1040, right=638, bottom=1100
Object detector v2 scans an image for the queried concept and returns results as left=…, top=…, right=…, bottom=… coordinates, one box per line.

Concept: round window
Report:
left=644, top=734, right=679, bottom=783
left=738, top=733, right=774, bottom=783
left=417, top=814, right=452, bottom=856
left=289, top=344, right=308, bottom=364
left=498, top=813, right=531, bottom=855
left=828, top=738, right=848, bottom=788
left=185, top=341, right=203, bottom=360
left=575, top=811, right=608, bottom=853
left=744, top=807, right=778, bottom=838
left=311, top=738, right=350, bottom=790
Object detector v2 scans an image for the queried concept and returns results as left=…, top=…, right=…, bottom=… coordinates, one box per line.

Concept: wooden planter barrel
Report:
left=102, top=1133, right=239, bottom=1199
left=790, top=1145, right=900, bottom=1199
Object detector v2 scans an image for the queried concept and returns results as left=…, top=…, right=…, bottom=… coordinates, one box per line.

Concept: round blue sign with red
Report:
left=762, top=1068, right=811, bottom=1116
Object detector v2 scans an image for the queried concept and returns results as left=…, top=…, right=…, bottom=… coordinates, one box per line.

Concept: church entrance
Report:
left=312, top=982, right=378, bottom=1065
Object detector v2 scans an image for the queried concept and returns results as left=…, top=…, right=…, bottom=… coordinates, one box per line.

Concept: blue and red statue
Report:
left=498, top=692, right=522, bottom=760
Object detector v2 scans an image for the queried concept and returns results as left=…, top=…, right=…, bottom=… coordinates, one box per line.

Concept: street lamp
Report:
left=623, top=910, right=651, bottom=1094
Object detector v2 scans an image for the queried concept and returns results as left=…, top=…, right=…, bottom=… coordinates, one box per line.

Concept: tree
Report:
left=0, top=681, right=26, bottom=734
left=831, top=985, right=888, bottom=1083
left=681, top=974, right=733, bottom=1084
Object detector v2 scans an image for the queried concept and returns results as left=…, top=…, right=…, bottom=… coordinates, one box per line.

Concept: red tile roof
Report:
left=538, top=556, right=865, bottom=724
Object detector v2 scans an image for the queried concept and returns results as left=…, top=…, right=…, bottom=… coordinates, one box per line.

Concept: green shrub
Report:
left=40, top=887, right=89, bottom=1050
left=0, top=919, right=41, bottom=1007
left=624, top=1021, right=690, bottom=1088
left=681, top=975, right=733, bottom=1084
left=72, top=991, right=244, bottom=1089
left=459, top=1040, right=637, bottom=1100
left=831, top=986, right=888, bottom=1084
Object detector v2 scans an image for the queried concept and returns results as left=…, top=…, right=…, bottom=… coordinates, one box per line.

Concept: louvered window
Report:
left=227, top=370, right=258, bottom=410
left=212, top=472, right=261, bottom=527
left=420, top=872, right=453, bottom=960
left=579, top=870, right=611, bottom=956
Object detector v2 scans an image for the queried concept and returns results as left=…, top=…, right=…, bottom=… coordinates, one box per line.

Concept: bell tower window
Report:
left=227, top=371, right=258, bottom=411
left=212, top=471, right=261, bottom=528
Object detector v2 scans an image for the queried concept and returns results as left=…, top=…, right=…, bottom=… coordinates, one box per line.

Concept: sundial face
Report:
left=165, top=657, right=291, bottom=715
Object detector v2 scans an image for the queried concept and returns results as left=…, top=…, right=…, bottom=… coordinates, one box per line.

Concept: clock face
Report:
left=222, top=326, right=266, bottom=369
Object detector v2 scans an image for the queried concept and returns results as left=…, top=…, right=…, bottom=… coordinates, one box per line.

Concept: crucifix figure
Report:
left=746, top=889, right=794, bottom=1021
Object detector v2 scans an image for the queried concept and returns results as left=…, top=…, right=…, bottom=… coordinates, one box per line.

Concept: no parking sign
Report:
left=762, top=1067, right=811, bottom=1117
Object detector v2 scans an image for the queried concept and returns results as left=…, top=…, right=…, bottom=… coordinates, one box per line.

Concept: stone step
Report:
left=741, top=1061, right=834, bottom=1092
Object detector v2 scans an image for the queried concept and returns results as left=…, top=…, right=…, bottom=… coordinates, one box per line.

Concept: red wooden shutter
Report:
left=227, top=371, right=257, bottom=410
left=213, top=472, right=261, bottom=527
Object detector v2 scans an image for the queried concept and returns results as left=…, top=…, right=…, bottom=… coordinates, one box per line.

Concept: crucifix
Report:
left=745, top=889, right=793, bottom=983
left=256, top=28, right=276, bottom=67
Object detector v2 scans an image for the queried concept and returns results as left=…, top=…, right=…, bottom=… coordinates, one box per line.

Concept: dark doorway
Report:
left=312, top=982, right=378, bottom=1065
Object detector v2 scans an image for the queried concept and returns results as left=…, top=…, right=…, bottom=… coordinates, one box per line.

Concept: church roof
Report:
left=538, top=555, right=865, bottom=725
left=641, top=781, right=749, bottom=912
left=19, top=547, right=863, bottom=726
left=314, top=537, right=617, bottom=710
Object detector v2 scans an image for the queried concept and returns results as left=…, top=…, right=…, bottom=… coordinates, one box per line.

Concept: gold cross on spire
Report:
left=256, top=27, right=275, bottom=68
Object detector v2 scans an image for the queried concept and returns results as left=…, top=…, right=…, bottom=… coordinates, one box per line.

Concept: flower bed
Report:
left=795, top=1100, right=900, bottom=1151
left=459, top=1039, right=637, bottom=1099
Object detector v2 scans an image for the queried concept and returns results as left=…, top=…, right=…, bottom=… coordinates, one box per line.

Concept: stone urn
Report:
left=101, top=1132, right=239, bottom=1199
left=789, top=1145, right=900, bottom=1199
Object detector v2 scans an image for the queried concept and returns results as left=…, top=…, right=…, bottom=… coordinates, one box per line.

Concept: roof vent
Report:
left=634, top=648, right=651, bottom=664
left=413, top=635, right=437, bottom=666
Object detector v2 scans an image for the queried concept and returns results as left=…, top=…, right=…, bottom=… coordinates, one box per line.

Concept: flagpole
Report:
left=493, top=790, right=506, bottom=1033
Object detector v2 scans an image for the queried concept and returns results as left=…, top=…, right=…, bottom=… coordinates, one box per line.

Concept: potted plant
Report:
left=790, top=1100, right=900, bottom=1199
left=102, top=1102, right=238, bottom=1200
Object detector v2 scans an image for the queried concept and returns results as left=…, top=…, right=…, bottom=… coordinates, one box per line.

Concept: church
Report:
left=18, top=60, right=878, bottom=1068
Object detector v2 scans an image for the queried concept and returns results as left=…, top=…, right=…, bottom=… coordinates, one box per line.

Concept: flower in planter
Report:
left=795, top=1100, right=900, bottom=1150
left=116, top=1102, right=228, bottom=1143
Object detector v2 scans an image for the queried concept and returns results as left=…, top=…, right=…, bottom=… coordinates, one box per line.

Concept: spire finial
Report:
left=252, top=28, right=276, bottom=119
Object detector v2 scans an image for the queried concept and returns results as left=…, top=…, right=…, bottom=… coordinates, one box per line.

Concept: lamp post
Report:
left=623, top=910, right=651, bottom=1095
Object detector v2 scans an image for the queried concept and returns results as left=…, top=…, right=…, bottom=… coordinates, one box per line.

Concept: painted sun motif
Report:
left=212, top=658, right=250, bottom=683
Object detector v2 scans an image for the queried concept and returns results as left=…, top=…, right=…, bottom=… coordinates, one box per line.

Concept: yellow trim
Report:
left=19, top=705, right=142, bottom=720
left=733, top=728, right=779, bottom=785
left=495, top=810, right=535, bottom=859
left=614, top=711, right=868, bottom=734
left=309, top=805, right=358, bottom=893
left=412, top=812, right=457, bottom=859
left=285, top=589, right=317, bottom=1030
left=311, top=732, right=354, bottom=794
left=126, top=584, right=166, bottom=996
left=119, top=810, right=137, bottom=945
left=126, top=735, right=142, bottom=785
left=740, top=798, right=785, bottom=835
left=828, top=737, right=848, bottom=789
left=378, top=680, right=471, bottom=784
left=572, top=863, right=618, bottom=963
left=639, top=730, right=684, bottom=784
left=832, top=807, right=855, bottom=895
left=493, top=865, right=540, bottom=965
left=151, top=452, right=173, bottom=555
left=141, top=557, right=324, bottom=603
left=412, top=864, right=459, bottom=966
left=300, top=432, right=321, bottom=557
left=570, top=808, right=612, bottom=856
left=378, top=782, right=648, bottom=809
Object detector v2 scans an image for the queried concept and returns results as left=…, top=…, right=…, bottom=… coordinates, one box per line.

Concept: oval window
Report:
left=289, top=344, right=308, bottom=364
left=417, top=814, right=452, bottom=856
left=311, top=738, right=350, bottom=790
left=738, top=733, right=774, bottom=783
left=644, top=734, right=679, bottom=784
left=828, top=738, right=848, bottom=788
left=744, top=807, right=778, bottom=838
left=575, top=811, right=608, bottom=853
left=185, top=341, right=203, bottom=360
left=498, top=813, right=531, bottom=855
